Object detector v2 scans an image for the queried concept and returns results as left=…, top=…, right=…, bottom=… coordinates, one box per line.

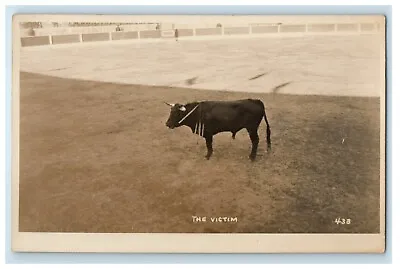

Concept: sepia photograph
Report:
left=12, top=14, right=386, bottom=253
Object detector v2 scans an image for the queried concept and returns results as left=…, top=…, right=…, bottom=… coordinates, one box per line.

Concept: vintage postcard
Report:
left=11, top=14, right=386, bottom=253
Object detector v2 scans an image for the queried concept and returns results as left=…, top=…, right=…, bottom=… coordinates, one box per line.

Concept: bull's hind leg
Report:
left=205, top=135, right=213, bottom=160
left=247, top=128, right=259, bottom=161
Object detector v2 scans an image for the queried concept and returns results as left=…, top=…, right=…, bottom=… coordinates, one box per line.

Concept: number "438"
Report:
left=334, top=218, right=351, bottom=225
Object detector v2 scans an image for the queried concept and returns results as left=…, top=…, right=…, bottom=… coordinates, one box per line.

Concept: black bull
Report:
left=165, top=99, right=271, bottom=161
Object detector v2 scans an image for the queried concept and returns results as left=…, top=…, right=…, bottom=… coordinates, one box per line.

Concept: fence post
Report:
left=48, top=35, right=53, bottom=45
left=79, top=34, right=83, bottom=43
left=138, top=31, right=141, bottom=39
left=109, top=32, right=112, bottom=41
left=277, top=24, right=281, bottom=33
left=193, top=28, right=196, bottom=36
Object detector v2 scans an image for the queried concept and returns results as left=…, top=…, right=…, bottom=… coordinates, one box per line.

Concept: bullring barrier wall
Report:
left=20, top=22, right=381, bottom=47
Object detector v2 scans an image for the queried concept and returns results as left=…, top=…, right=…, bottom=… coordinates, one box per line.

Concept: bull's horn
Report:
left=179, top=106, right=186, bottom=112
left=164, top=102, right=175, bottom=107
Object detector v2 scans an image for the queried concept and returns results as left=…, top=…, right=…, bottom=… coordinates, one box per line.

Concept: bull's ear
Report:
left=179, top=106, right=186, bottom=112
left=164, top=102, right=175, bottom=107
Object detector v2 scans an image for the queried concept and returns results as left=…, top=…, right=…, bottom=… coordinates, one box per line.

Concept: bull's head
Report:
left=164, top=102, right=187, bottom=129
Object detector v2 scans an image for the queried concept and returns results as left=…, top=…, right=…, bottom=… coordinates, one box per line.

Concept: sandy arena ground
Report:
left=19, top=34, right=382, bottom=233
left=20, top=34, right=382, bottom=96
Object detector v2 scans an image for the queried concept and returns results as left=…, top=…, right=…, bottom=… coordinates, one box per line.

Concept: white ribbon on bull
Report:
left=179, top=104, right=199, bottom=124
left=193, top=104, right=204, bottom=137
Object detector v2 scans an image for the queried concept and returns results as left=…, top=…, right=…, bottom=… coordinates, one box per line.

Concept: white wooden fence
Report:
left=20, top=22, right=382, bottom=47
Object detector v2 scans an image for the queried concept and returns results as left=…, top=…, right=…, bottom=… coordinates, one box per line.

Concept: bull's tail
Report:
left=263, top=111, right=272, bottom=151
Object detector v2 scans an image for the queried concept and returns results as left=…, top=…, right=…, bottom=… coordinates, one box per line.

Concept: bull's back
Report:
left=204, top=99, right=264, bottom=116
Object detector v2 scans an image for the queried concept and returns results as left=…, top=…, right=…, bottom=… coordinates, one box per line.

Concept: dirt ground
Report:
left=19, top=71, right=380, bottom=233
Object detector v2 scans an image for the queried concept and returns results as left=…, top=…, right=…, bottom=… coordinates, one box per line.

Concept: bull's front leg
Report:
left=205, top=135, right=213, bottom=160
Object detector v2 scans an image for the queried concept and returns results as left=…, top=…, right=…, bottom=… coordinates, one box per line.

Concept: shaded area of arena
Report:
left=19, top=72, right=380, bottom=233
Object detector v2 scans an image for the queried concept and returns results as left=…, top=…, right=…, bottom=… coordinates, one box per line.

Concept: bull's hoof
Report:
left=249, top=155, right=256, bottom=161
left=205, top=155, right=211, bottom=160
